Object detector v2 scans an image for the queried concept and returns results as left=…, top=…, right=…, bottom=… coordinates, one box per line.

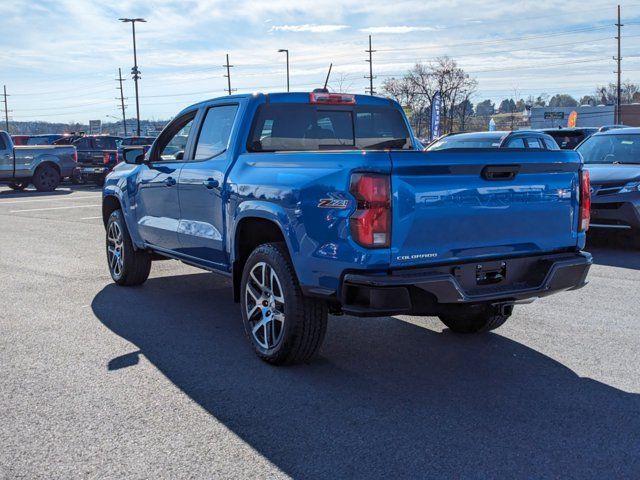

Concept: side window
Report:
left=506, top=138, right=525, bottom=148
left=525, top=138, right=543, bottom=149
left=193, top=105, right=239, bottom=160
left=0, top=135, right=6, bottom=150
left=154, top=113, right=195, bottom=161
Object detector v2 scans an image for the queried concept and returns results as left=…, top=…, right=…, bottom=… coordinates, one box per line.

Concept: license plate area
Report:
left=453, top=260, right=507, bottom=287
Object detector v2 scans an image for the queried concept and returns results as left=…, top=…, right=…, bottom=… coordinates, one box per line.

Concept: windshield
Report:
left=427, top=135, right=505, bottom=151
left=248, top=103, right=413, bottom=152
left=122, top=137, right=155, bottom=146
left=577, top=134, right=640, bottom=164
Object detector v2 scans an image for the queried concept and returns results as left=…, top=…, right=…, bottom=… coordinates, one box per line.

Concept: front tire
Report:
left=106, top=209, right=151, bottom=286
left=439, top=303, right=512, bottom=333
left=240, top=242, right=328, bottom=365
left=32, top=164, right=60, bottom=191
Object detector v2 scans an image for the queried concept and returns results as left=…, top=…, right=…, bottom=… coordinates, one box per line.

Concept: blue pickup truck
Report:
left=102, top=91, right=592, bottom=365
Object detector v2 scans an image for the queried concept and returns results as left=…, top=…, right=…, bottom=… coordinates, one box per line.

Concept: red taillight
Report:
left=73, top=149, right=78, bottom=163
left=349, top=173, right=391, bottom=248
left=579, top=170, right=591, bottom=232
left=310, top=92, right=356, bottom=105
left=103, top=152, right=110, bottom=165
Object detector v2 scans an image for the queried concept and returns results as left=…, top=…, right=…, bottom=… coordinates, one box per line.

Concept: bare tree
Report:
left=383, top=57, right=477, bottom=136
left=331, top=73, right=355, bottom=93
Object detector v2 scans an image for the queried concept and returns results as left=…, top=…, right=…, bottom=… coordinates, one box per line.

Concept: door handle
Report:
left=203, top=178, right=219, bottom=189
left=164, top=177, right=176, bottom=187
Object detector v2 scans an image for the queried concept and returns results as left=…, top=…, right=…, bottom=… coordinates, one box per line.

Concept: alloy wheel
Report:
left=245, top=261, right=285, bottom=350
left=107, top=221, right=124, bottom=279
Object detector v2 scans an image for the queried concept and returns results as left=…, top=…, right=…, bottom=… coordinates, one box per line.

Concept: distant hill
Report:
left=6, top=119, right=169, bottom=136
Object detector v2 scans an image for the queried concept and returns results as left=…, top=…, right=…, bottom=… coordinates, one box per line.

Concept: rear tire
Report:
left=70, top=171, right=85, bottom=184
left=32, top=164, right=60, bottom=192
left=439, top=303, right=512, bottom=333
left=8, top=180, right=29, bottom=191
left=240, top=242, right=328, bottom=365
left=106, top=209, right=151, bottom=286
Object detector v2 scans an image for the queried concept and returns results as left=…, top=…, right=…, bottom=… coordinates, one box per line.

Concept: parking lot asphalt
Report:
left=1, top=184, right=639, bottom=479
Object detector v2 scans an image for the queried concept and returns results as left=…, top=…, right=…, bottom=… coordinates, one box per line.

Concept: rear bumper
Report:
left=340, top=251, right=592, bottom=317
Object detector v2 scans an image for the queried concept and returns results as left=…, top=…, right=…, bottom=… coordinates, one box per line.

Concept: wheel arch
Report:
left=102, top=194, right=122, bottom=227
left=232, top=214, right=291, bottom=302
left=33, top=159, right=61, bottom=175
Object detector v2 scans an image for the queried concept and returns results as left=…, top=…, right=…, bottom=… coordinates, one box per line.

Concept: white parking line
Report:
left=80, top=216, right=103, bottom=220
left=0, top=195, right=101, bottom=205
left=10, top=204, right=101, bottom=213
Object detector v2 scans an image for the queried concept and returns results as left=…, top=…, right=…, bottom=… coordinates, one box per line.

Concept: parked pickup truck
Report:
left=55, top=135, right=122, bottom=186
left=102, top=91, right=593, bottom=365
left=0, top=130, right=78, bottom=191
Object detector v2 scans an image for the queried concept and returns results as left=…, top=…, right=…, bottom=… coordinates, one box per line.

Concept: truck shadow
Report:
left=92, top=273, right=640, bottom=479
left=587, top=234, right=640, bottom=270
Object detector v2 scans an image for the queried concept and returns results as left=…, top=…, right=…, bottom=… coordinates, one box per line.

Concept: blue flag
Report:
left=430, top=91, right=442, bottom=141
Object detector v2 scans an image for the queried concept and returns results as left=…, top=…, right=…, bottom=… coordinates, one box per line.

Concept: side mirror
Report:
left=123, top=147, right=146, bottom=164
left=174, top=150, right=184, bottom=161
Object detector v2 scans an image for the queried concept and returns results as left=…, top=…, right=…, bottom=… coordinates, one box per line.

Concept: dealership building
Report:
left=529, top=104, right=640, bottom=129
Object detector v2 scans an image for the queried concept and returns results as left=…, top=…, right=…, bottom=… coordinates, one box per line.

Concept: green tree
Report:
left=548, top=94, right=578, bottom=107
left=476, top=99, right=495, bottom=117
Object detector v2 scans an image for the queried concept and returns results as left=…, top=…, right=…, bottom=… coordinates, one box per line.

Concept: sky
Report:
left=1, top=0, right=640, bottom=123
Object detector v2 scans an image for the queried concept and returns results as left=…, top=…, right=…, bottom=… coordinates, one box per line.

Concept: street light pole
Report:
left=120, top=17, right=146, bottom=136
left=278, top=49, right=289, bottom=92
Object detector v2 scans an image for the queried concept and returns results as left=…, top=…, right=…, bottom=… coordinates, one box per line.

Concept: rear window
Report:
left=546, top=131, right=587, bottom=150
left=94, top=137, right=120, bottom=150
left=248, top=103, right=412, bottom=152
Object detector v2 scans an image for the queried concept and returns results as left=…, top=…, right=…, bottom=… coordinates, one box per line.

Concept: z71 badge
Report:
left=318, top=193, right=350, bottom=209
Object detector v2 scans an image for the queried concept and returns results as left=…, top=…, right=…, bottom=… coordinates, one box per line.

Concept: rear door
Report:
left=389, top=149, right=581, bottom=268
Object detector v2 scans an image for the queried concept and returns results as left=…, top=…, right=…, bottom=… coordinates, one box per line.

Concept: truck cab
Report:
left=0, top=130, right=78, bottom=191
left=102, top=91, right=592, bottom=365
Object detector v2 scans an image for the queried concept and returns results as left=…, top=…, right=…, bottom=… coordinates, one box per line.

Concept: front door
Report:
left=135, top=112, right=196, bottom=250
left=176, top=103, right=239, bottom=269
left=0, top=134, right=14, bottom=179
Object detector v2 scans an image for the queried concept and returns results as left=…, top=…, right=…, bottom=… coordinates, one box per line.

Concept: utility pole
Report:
left=116, top=68, right=128, bottom=137
left=119, top=18, right=146, bottom=136
left=223, top=54, right=235, bottom=95
left=278, top=49, right=290, bottom=92
left=365, top=35, right=376, bottom=95
left=615, top=4, right=623, bottom=123
left=2, top=86, right=9, bottom=133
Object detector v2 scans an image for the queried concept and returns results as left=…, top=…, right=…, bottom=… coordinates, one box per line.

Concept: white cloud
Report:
left=270, top=24, right=349, bottom=33
left=360, top=26, right=437, bottom=34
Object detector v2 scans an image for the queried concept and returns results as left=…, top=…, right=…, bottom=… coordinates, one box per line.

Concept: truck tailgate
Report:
left=389, top=149, right=582, bottom=268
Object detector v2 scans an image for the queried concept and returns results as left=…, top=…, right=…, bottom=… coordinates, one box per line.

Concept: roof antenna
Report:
left=313, top=63, right=333, bottom=93
left=324, top=63, right=332, bottom=90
